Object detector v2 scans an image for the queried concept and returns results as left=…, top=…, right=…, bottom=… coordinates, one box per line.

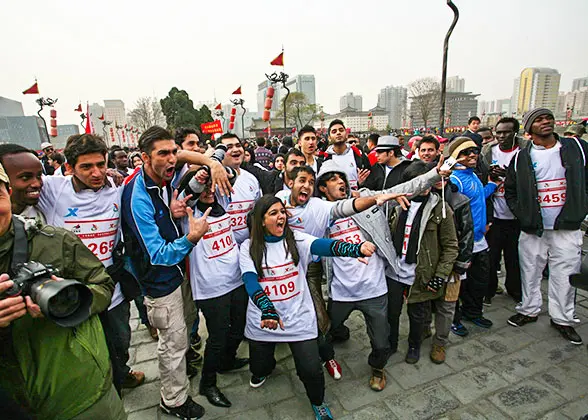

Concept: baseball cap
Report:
left=41, top=142, right=54, bottom=150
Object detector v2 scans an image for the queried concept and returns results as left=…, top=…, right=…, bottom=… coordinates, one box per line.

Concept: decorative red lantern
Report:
left=231, top=108, right=237, bottom=116
left=229, top=122, right=235, bottom=130
left=50, top=128, right=58, bottom=137
left=50, top=109, right=57, bottom=118
left=49, top=109, right=57, bottom=137
left=267, top=86, right=274, bottom=98
left=262, top=85, right=274, bottom=122
left=50, top=119, right=57, bottom=128
left=262, top=109, right=271, bottom=122
left=230, top=115, right=236, bottom=123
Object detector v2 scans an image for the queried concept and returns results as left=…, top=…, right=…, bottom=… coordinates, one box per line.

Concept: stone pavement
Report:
left=123, top=279, right=588, bottom=420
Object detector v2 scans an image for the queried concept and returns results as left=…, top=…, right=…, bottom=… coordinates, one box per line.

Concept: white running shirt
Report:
left=227, top=169, right=261, bottom=244
left=490, top=145, right=519, bottom=220
left=530, top=142, right=566, bottom=230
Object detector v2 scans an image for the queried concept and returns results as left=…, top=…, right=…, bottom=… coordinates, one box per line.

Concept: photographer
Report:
left=0, top=163, right=124, bottom=419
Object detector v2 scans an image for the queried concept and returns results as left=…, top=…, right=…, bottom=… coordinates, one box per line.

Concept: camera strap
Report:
left=11, top=216, right=29, bottom=275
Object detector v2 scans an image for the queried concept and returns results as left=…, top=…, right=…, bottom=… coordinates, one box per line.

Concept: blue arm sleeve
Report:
left=484, top=182, right=498, bottom=199
left=310, top=238, right=364, bottom=258
left=242, top=271, right=262, bottom=298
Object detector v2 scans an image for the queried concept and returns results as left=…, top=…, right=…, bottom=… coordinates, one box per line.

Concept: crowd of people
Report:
left=0, top=107, right=586, bottom=420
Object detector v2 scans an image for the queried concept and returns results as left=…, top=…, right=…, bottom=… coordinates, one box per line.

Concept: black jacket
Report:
left=363, top=159, right=412, bottom=191
left=244, top=163, right=285, bottom=195
left=505, top=135, right=588, bottom=236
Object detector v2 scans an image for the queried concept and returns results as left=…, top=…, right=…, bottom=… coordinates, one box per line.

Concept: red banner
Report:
left=201, top=120, right=223, bottom=134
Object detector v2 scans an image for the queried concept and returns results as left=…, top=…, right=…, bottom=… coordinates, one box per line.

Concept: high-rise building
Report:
left=510, top=77, right=520, bottom=115
left=53, top=124, right=80, bottom=149
left=377, top=85, right=407, bottom=129
left=572, top=77, right=588, bottom=92
left=284, top=75, right=316, bottom=105
left=339, top=92, right=362, bottom=112
left=447, top=76, right=465, bottom=93
left=257, top=80, right=282, bottom=118
left=516, top=67, right=561, bottom=115
left=103, top=100, right=129, bottom=146
left=410, top=91, right=479, bottom=128
left=0, top=116, right=49, bottom=150
left=0, top=97, right=25, bottom=117
left=557, top=88, right=588, bottom=119
left=495, top=99, right=511, bottom=116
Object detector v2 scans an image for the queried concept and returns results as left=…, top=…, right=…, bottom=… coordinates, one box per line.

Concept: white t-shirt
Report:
left=530, top=142, right=566, bottom=230
left=227, top=169, right=261, bottom=244
left=393, top=201, right=422, bottom=286
left=38, top=175, right=125, bottom=309
left=331, top=152, right=359, bottom=190
left=328, top=217, right=386, bottom=301
left=491, top=145, right=519, bottom=220
left=183, top=211, right=241, bottom=300
left=275, top=190, right=336, bottom=237
left=239, top=231, right=317, bottom=342
left=172, top=163, right=190, bottom=189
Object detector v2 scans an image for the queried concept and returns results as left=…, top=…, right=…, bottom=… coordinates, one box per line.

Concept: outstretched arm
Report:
left=310, top=238, right=375, bottom=258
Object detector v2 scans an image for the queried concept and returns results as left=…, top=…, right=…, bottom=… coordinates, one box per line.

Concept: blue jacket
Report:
left=450, top=167, right=497, bottom=243
left=121, top=169, right=194, bottom=298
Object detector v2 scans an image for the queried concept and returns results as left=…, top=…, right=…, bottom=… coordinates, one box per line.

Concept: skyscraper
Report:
left=572, top=77, right=588, bottom=92
left=447, top=76, right=465, bottom=93
left=377, top=85, right=407, bottom=129
left=515, top=68, right=561, bottom=115
left=0, top=97, right=25, bottom=117
left=339, top=92, right=362, bottom=112
left=284, top=75, right=316, bottom=105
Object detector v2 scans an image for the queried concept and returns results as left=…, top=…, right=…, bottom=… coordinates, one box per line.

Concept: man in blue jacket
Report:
left=447, top=137, right=498, bottom=336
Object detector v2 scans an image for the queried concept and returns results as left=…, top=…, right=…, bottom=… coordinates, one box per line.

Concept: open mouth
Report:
left=164, top=167, right=175, bottom=177
left=338, top=185, right=346, bottom=193
left=298, top=191, right=309, bottom=203
left=25, top=190, right=40, bottom=199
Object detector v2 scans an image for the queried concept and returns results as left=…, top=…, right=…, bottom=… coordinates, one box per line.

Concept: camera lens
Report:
left=47, top=286, right=81, bottom=318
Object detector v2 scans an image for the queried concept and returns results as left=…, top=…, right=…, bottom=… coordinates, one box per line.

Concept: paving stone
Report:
left=132, top=358, right=160, bottom=383
left=223, top=407, right=272, bottom=420
left=437, top=405, right=486, bottom=420
left=127, top=406, right=160, bottom=420
left=440, top=399, right=511, bottom=420
left=537, top=410, right=573, bottom=420
left=440, top=365, right=509, bottom=405
left=331, top=330, right=371, bottom=357
left=388, top=353, right=455, bottom=390
left=338, top=348, right=372, bottom=380
left=267, top=393, right=344, bottom=420
left=329, top=375, right=402, bottom=412
left=128, top=346, right=137, bottom=365
left=384, top=383, right=460, bottom=420
left=129, top=318, right=140, bottom=331
left=534, top=360, right=588, bottom=400
left=123, top=381, right=161, bottom=413
left=130, top=328, right=155, bottom=346
left=467, top=399, right=511, bottom=420
left=478, top=326, right=536, bottom=354
left=480, top=305, right=518, bottom=327
left=216, top=369, right=245, bottom=389
left=338, top=401, right=397, bottom=420
left=560, top=397, right=588, bottom=419
left=488, top=379, right=567, bottom=420
left=135, top=341, right=159, bottom=363
left=444, top=339, right=499, bottom=372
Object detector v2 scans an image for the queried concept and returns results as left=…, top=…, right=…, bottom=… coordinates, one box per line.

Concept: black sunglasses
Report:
left=460, top=147, right=480, bottom=156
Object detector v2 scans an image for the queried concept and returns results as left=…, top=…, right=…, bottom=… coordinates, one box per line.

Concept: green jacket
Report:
left=0, top=217, right=114, bottom=419
left=389, top=193, right=459, bottom=303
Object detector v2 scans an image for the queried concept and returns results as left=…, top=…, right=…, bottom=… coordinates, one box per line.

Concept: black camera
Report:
left=1, top=261, right=93, bottom=328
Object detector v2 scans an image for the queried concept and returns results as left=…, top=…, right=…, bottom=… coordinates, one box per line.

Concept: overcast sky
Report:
left=2, top=0, right=587, bottom=126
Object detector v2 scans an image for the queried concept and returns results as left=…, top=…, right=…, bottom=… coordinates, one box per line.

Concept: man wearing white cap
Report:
left=363, top=136, right=412, bottom=191
left=40, top=142, right=55, bottom=175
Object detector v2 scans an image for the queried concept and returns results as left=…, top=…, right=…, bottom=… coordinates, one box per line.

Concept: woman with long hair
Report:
left=240, top=195, right=376, bottom=420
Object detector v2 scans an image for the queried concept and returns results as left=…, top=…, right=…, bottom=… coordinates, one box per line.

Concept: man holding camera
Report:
left=0, top=162, right=125, bottom=419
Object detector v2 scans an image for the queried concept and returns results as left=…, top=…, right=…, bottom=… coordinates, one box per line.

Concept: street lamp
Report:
left=102, top=120, right=112, bottom=145
left=231, top=98, right=246, bottom=139
left=439, top=0, right=459, bottom=136
left=265, top=71, right=289, bottom=137
left=35, top=97, right=58, bottom=139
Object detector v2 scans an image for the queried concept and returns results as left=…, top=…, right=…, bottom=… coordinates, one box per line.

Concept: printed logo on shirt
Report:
left=290, top=216, right=304, bottom=230
left=64, top=208, right=79, bottom=217
left=537, top=178, right=566, bottom=208
left=202, top=214, right=236, bottom=259
left=112, top=203, right=119, bottom=212
left=260, top=261, right=300, bottom=302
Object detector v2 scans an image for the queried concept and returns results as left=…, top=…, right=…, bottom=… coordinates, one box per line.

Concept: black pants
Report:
left=249, top=338, right=324, bottom=406
left=134, top=295, right=149, bottom=326
left=454, top=249, right=490, bottom=322
left=198, top=286, right=247, bottom=389
left=486, top=219, right=522, bottom=301
left=100, top=300, right=131, bottom=396
left=387, top=277, right=410, bottom=351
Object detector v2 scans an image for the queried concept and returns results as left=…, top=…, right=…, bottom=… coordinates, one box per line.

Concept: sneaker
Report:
left=483, top=297, right=492, bottom=306
left=160, top=396, right=205, bottom=420
left=405, top=346, right=420, bottom=364
left=451, top=322, right=469, bottom=337
left=121, top=370, right=145, bottom=388
left=190, top=334, right=202, bottom=352
left=186, top=359, right=199, bottom=379
left=148, top=326, right=159, bottom=340
left=507, top=313, right=538, bottom=327
left=369, top=368, right=386, bottom=391
left=550, top=320, right=583, bottom=345
left=249, top=375, right=267, bottom=388
left=463, top=315, right=493, bottom=328
left=422, top=325, right=432, bottom=341
left=324, top=359, right=342, bottom=380
left=495, top=285, right=504, bottom=294
left=430, top=344, right=446, bottom=364
left=311, top=402, right=334, bottom=420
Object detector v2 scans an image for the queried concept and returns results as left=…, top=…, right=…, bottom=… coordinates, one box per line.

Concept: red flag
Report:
left=74, top=104, right=82, bottom=112
left=22, top=82, right=39, bottom=95
left=270, top=52, right=284, bottom=66
left=215, top=103, right=222, bottom=110
left=98, top=113, right=104, bottom=121
left=85, top=104, right=93, bottom=134
left=232, top=86, right=242, bottom=95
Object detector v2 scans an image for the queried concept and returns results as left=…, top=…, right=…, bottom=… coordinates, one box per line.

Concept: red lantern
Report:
left=230, top=115, right=236, bottom=123
left=231, top=108, right=237, bottom=116
left=264, top=98, right=273, bottom=109
left=262, top=109, right=271, bottom=122
left=49, top=109, right=57, bottom=137
left=50, top=119, right=57, bottom=127
left=229, top=122, right=235, bottom=130
left=50, top=109, right=57, bottom=118
left=267, top=86, right=275, bottom=98
left=50, top=128, right=58, bottom=137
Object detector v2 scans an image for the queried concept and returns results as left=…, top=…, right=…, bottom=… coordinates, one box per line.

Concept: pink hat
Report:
left=408, top=136, right=422, bottom=148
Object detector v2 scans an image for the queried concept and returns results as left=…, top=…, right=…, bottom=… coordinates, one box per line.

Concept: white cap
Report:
left=41, top=142, right=54, bottom=150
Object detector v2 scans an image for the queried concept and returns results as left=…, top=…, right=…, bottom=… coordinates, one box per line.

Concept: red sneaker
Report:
left=324, top=359, right=342, bottom=380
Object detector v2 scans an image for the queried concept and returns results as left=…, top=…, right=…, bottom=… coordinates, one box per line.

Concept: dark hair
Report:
left=244, top=147, right=256, bottom=164
left=174, top=127, right=201, bottom=148
left=255, top=137, right=266, bottom=147
left=328, top=119, right=345, bottom=131
left=367, top=133, right=380, bottom=145
left=299, top=125, right=316, bottom=138
left=477, top=126, right=492, bottom=133
left=401, top=160, right=434, bottom=183
left=219, top=132, right=241, bottom=143
left=0, top=144, right=37, bottom=165
left=248, top=195, right=299, bottom=276
left=417, top=135, right=440, bottom=151
left=468, top=116, right=481, bottom=125
left=139, top=126, right=174, bottom=154
left=289, top=165, right=315, bottom=183
left=316, top=171, right=345, bottom=198
left=496, top=117, right=520, bottom=134
left=65, top=134, right=108, bottom=167
left=51, top=152, right=65, bottom=165
left=273, top=153, right=285, bottom=164
left=282, top=136, right=294, bottom=148
left=285, top=148, right=305, bottom=164
left=109, top=147, right=126, bottom=162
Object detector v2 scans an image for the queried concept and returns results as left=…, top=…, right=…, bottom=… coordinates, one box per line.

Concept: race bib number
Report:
left=227, top=200, right=254, bottom=232
left=202, top=215, right=236, bottom=259
left=537, top=178, right=566, bottom=208
left=402, top=224, right=412, bottom=257
left=260, top=261, right=300, bottom=302
left=329, top=217, right=365, bottom=245
left=65, top=217, right=119, bottom=264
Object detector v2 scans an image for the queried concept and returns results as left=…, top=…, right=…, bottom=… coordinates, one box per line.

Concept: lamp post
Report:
left=265, top=71, right=289, bottom=136
left=102, top=120, right=112, bottom=145
left=231, top=98, right=246, bottom=139
left=35, top=97, right=58, bottom=139
left=439, top=0, right=459, bottom=137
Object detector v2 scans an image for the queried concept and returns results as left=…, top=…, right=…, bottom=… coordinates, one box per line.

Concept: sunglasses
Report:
left=460, top=148, right=480, bottom=156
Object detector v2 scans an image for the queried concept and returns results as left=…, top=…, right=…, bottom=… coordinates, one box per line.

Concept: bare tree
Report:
left=275, top=92, right=320, bottom=131
left=409, top=78, right=441, bottom=128
left=128, top=97, right=166, bottom=131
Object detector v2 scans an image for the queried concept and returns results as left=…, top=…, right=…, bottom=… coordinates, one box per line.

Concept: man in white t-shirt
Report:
left=505, top=108, right=588, bottom=346
left=298, top=125, right=323, bottom=173
left=481, top=118, right=527, bottom=305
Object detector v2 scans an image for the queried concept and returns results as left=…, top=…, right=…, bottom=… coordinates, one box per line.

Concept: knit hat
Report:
left=444, top=136, right=479, bottom=159
left=522, top=107, right=554, bottom=134
left=0, top=163, right=9, bottom=184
